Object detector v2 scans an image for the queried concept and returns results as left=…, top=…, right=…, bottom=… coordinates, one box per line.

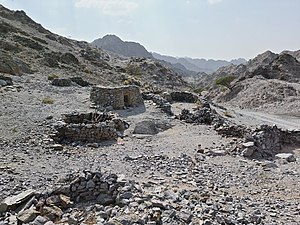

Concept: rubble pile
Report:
left=52, top=112, right=129, bottom=143
left=177, top=103, right=224, bottom=126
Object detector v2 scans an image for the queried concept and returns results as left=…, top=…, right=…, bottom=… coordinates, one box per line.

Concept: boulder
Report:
left=51, top=78, right=72, bottom=87
left=133, top=120, right=158, bottom=135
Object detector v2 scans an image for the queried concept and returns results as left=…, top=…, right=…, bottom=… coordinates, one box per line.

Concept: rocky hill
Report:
left=0, top=5, right=188, bottom=92
left=209, top=50, right=300, bottom=114
left=92, top=34, right=153, bottom=59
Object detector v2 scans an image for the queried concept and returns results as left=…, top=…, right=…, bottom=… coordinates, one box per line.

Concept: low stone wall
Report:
left=165, top=91, right=199, bottom=103
left=142, top=93, right=173, bottom=115
left=53, top=112, right=129, bottom=143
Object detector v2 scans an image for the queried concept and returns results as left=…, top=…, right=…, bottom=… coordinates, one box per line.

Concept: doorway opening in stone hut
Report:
left=124, top=93, right=131, bottom=107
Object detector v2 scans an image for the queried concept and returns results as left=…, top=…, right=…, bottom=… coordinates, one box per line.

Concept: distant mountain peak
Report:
left=91, top=34, right=153, bottom=59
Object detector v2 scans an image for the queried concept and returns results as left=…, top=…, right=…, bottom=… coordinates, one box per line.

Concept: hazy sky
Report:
left=0, top=0, right=299, bottom=60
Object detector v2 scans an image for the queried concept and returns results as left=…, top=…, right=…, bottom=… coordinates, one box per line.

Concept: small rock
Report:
left=242, top=142, right=255, bottom=148
left=51, top=144, right=63, bottom=151
left=17, top=208, right=39, bottom=224
left=242, top=148, right=254, bottom=157
left=32, top=215, right=48, bottom=225
left=0, top=203, right=8, bottom=213
left=275, top=153, right=296, bottom=162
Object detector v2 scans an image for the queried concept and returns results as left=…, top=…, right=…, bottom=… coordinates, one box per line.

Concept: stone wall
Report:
left=53, top=112, right=129, bottom=143
left=90, top=85, right=144, bottom=109
left=165, top=91, right=199, bottom=103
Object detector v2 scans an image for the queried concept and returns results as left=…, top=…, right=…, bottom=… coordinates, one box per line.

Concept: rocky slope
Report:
left=208, top=50, right=300, bottom=114
left=92, top=34, right=153, bottom=59
left=0, top=4, right=188, bottom=93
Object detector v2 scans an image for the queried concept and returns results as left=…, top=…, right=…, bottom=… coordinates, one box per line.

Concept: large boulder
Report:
left=0, top=51, right=31, bottom=75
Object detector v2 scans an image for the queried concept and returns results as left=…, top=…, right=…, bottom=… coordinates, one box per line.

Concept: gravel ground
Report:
left=1, top=72, right=300, bottom=224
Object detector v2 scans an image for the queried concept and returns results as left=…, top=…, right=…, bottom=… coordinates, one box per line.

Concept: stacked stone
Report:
left=65, top=171, right=122, bottom=204
left=142, top=93, right=173, bottom=115
left=168, top=91, right=199, bottom=103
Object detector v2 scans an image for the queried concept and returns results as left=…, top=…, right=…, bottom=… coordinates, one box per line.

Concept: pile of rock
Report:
left=215, top=123, right=250, bottom=138
left=177, top=103, right=224, bottom=126
left=52, top=112, right=129, bottom=143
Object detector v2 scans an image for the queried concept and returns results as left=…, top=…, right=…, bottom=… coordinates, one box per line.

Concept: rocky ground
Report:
left=1, top=72, right=300, bottom=225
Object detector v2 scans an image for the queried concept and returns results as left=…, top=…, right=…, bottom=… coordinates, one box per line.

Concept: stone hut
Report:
left=90, top=85, right=144, bottom=109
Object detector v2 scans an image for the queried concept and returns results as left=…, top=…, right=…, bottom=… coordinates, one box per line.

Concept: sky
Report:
left=0, top=0, right=299, bottom=60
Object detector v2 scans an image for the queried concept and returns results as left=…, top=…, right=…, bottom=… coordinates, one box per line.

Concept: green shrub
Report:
left=215, top=75, right=236, bottom=89
left=42, top=96, right=54, bottom=104
left=48, top=74, right=59, bottom=80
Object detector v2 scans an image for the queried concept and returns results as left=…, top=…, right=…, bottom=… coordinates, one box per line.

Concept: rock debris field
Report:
left=1, top=73, right=300, bottom=225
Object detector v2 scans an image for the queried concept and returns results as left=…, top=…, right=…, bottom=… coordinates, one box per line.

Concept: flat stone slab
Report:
left=2, top=189, right=36, bottom=210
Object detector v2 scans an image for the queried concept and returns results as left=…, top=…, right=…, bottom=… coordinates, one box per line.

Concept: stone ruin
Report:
left=90, top=85, right=144, bottom=110
left=52, top=112, right=129, bottom=143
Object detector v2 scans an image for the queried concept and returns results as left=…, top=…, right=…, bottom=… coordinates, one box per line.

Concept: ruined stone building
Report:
left=90, top=85, right=144, bottom=109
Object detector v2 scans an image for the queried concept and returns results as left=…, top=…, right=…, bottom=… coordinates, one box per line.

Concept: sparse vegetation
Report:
left=224, top=111, right=234, bottom=118
left=12, top=127, right=18, bottom=133
left=215, top=75, right=236, bottom=90
left=42, top=96, right=54, bottom=104
left=123, top=76, right=141, bottom=86
left=47, top=74, right=59, bottom=80
left=192, top=87, right=206, bottom=95
left=125, top=64, right=143, bottom=77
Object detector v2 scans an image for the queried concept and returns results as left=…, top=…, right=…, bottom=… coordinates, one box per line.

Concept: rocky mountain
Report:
left=207, top=50, right=300, bottom=113
left=0, top=5, right=188, bottom=92
left=196, top=50, right=300, bottom=89
left=92, top=34, right=153, bottom=59
left=152, top=52, right=247, bottom=74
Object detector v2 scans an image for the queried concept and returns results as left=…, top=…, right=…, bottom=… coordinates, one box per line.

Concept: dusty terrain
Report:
left=1, top=4, right=300, bottom=225
left=1, top=73, right=300, bottom=225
